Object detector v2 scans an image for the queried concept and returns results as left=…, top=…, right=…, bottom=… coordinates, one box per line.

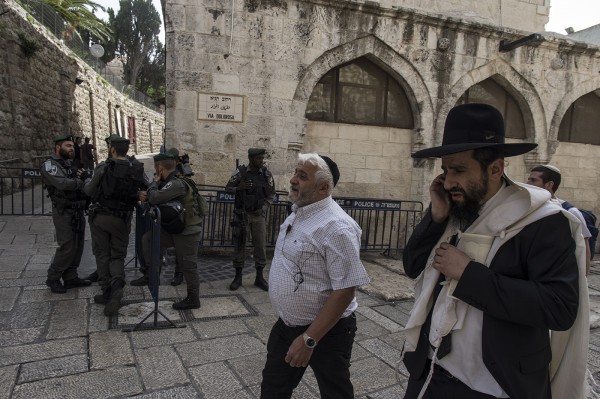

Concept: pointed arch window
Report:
left=558, top=91, right=600, bottom=145
left=457, top=79, right=526, bottom=139
left=305, top=57, right=414, bottom=128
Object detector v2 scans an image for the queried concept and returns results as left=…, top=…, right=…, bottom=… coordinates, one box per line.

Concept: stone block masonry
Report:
left=0, top=0, right=164, bottom=168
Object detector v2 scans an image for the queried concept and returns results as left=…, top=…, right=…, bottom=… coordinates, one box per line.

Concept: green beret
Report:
left=105, top=134, right=129, bottom=144
left=153, top=150, right=177, bottom=162
left=54, top=135, right=74, bottom=143
left=167, top=148, right=180, bottom=157
left=248, top=148, right=266, bottom=157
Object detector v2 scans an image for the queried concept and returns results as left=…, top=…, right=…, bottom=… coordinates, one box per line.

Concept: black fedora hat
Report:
left=412, top=103, right=537, bottom=158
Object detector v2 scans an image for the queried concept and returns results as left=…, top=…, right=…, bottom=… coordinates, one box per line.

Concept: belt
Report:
left=433, top=363, right=459, bottom=380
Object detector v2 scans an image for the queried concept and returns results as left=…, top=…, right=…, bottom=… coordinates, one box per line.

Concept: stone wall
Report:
left=166, top=0, right=600, bottom=217
left=0, top=0, right=164, bottom=169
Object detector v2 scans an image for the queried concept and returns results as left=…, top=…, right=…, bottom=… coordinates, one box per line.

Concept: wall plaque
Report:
left=198, top=92, right=244, bottom=122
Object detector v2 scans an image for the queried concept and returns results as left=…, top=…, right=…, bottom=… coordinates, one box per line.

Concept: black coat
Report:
left=403, top=211, right=579, bottom=399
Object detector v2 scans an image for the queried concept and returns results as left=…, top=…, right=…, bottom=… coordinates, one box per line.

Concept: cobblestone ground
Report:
left=0, top=215, right=599, bottom=398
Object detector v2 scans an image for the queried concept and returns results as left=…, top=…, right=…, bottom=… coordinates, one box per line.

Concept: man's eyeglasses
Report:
left=282, top=225, right=310, bottom=292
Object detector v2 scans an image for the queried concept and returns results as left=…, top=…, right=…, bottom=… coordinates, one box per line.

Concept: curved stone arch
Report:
left=290, top=35, right=434, bottom=152
left=550, top=76, right=600, bottom=154
left=437, top=59, right=547, bottom=159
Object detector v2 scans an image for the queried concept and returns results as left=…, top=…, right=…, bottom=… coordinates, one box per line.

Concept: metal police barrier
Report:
left=0, top=165, right=52, bottom=215
left=333, top=197, right=423, bottom=255
left=126, top=205, right=185, bottom=332
left=197, top=186, right=423, bottom=254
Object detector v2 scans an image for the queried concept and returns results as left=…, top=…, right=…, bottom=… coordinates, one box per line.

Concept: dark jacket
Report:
left=403, top=211, right=579, bottom=399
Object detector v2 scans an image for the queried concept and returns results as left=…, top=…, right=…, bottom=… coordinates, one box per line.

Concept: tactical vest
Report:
left=177, top=176, right=204, bottom=227
left=235, top=165, right=272, bottom=212
left=95, top=157, right=145, bottom=212
left=45, top=158, right=85, bottom=209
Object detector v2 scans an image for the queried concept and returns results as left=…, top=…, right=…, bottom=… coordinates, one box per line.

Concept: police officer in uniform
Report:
left=132, top=150, right=203, bottom=310
left=41, top=135, right=92, bottom=293
left=225, top=147, right=275, bottom=291
left=83, top=135, right=149, bottom=316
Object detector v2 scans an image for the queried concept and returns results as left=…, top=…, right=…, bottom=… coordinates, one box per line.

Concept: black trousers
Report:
left=260, top=314, right=357, bottom=399
left=404, top=361, right=500, bottom=399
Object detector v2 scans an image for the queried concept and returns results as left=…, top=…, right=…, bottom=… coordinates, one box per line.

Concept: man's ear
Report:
left=489, top=158, right=504, bottom=180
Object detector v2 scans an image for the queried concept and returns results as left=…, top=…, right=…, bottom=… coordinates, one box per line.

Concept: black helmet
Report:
left=158, top=200, right=185, bottom=234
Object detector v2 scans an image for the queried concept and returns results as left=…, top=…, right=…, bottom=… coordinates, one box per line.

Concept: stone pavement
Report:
left=1, top=214, right=600, bottom=398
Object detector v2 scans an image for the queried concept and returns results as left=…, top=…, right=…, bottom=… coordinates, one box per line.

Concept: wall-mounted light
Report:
left=499, top=33, right=544, bottom=52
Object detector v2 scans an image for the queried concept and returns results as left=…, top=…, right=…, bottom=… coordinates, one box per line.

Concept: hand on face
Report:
left=429, top=173, right=451, bottom=223
left=433, top=242, right=471, bottom=280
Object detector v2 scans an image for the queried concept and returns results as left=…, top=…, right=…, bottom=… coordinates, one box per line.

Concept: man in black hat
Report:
left=83, top=134, right=149, bottom=316
left=41, top=135, right=92, bottom=293
left=131, top=150, right=204, bottom=310
left=225, top=147, right=275, bottom=291
left=260, top=153, right=370, bottom=398
left=401, top=103, right=588, bottom=398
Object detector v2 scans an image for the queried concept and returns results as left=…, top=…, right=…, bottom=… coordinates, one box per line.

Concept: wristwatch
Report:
left=303, top=332, right=317, bottom=349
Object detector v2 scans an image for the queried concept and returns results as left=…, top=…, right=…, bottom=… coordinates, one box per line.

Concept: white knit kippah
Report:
left=543, top=164, right=561, bottom=174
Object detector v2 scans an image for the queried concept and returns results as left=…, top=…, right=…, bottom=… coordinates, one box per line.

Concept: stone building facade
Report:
left=0, top=0, right=164, bottom=170
left=166, top=0, right=600, bottom=215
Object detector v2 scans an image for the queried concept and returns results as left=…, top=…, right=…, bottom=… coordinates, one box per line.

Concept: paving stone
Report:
left=0, top=287, right=20, bottom=311
left=350, top=356, right=398, bottom=396
left=0, top=256, right=28, bottom=271
left=88, top=303, right=109, bottom=333
left=0, top=277, right=46, bottom=288
left=0, top=327, right=44, bottom=347
left=27, top=254, right=53, bottom=264
left=189, top=295, right=252, bottom=319
left=23, top=263, right=49, bottom=271
left=118, top=300, right=182, bottom=326
left=355, top=318, right=395, bottom=341
left=18, top=354, right=89, bottom=383
left=129, top=385, right=200, bottom=399
left=0, top=337, right=86, bottom=366
left=90, top=330, right=134, bottom=369
left=75, top=285, right=98, bottom=299
left=358, top=338, right=403, bottom=368
left=131, top=325, right=198, bottom=348
left=137, top=346, right=189, bottom=390
left=189, top=362, right=253, bottom=399
left=0, top=365, right=18, bottom=399
left=363, top=383, right=407, bottom=399
left=20, top=287, right=77, bottom=302
left=243, top=315, right=277, bottom=344
left=355, top=307, right=403, bottom=333
left=370, top=304, right=410, bottom=327
left=190, top=318, right=249, bottom=339
left=20, top=270, right=47, bottom=278
left=176, top=334, right=265, bottom=367
left=47, top=299, right=88, bottom=339
left=0, top=301, right=51, bottom=330
left=228, top=352, right=266, bottom=387
left=12, top=366, right=143, bottom=399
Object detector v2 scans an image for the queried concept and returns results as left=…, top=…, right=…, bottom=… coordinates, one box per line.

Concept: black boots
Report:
left=104, top=280, right=125, bottom=316
left=173, top=289, right=200, bottom=310
left=46, top=279, right=66, bottom=294
left=63, top=277, right=92, bottom=289
left=94, top=286, right=111, bottom=304
left=254, top=267, right=269, bottom=291
left=85, top=271, right=99, bottom=283
left=229, top=267, right=269, bottom=291
left=130, top=275, right=149, bottom=286
left=229, top=268, right=243, bottom=291
left=170, top=272, right=184, bottom=286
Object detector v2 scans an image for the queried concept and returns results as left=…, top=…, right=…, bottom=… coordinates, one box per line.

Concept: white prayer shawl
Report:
left=403, top=179, right=589, bottom=398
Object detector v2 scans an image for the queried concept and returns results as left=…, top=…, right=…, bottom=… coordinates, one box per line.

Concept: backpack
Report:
left=562, top=201, right=599, bottom=259
left=178, top=175, right=208, bottom=219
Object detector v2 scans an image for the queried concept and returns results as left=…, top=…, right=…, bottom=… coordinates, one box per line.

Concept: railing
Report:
left=0, top=174, right=423, bottom=254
